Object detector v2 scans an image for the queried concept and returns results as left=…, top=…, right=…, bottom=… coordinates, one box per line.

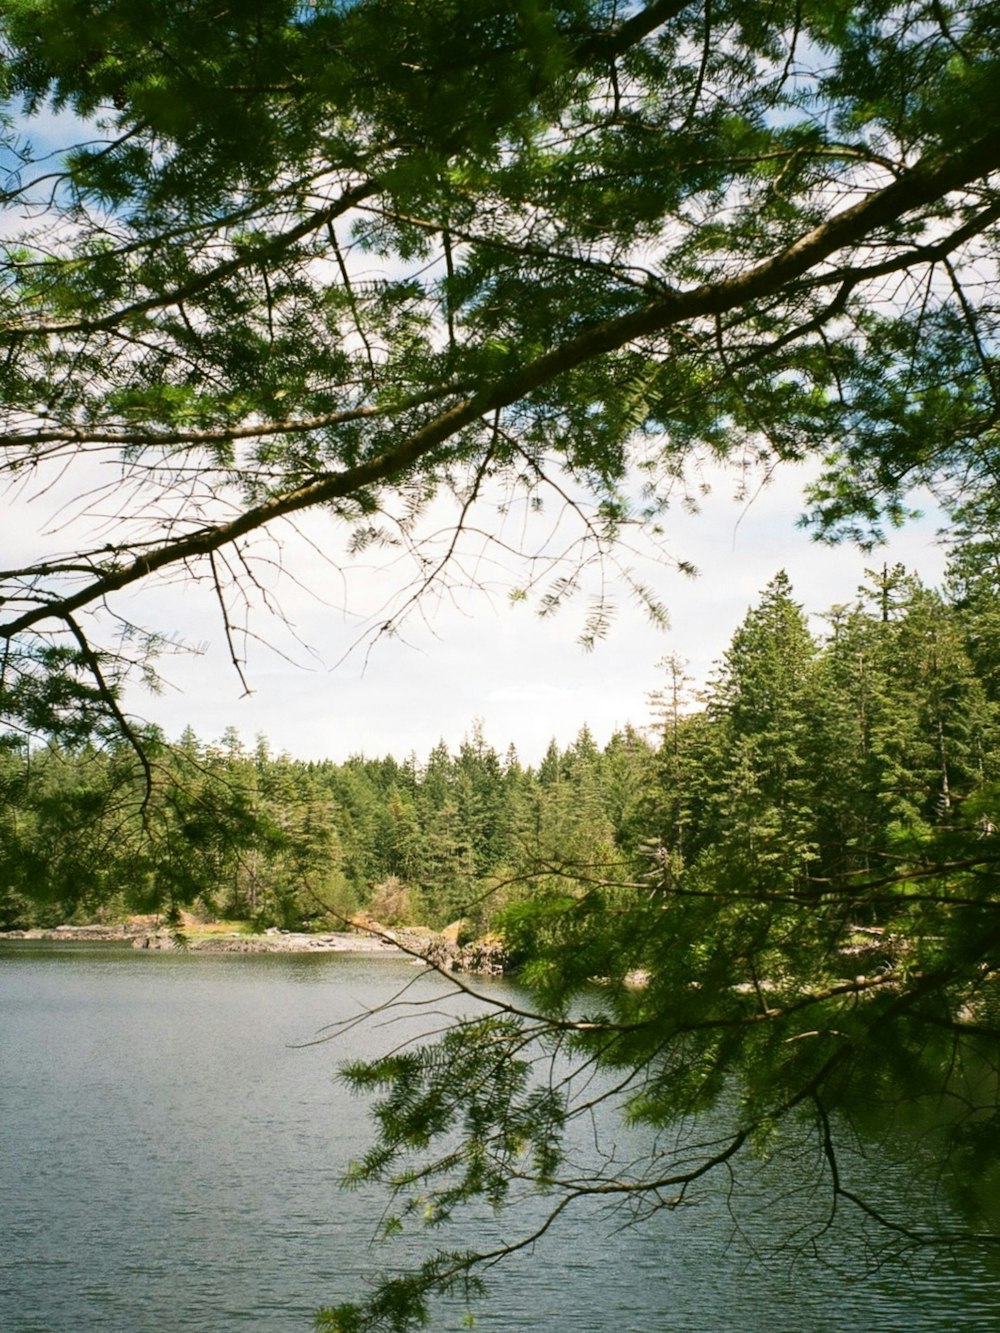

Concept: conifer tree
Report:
left=695, top=573, right=818, bottom=889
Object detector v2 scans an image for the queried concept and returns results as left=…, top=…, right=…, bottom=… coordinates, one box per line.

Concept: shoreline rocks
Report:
left=0, top=921, right=509, bottom=973
left=130, top=927, right=414, bottom=954
left=0, top=922, right=411, bottom=953
left=419, top=933, right=509, bottom=976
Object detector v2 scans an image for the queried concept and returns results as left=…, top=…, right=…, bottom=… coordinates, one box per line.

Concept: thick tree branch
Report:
left=3, top=133, right=998, bottom=642
left=577, top=0, right=692, bottom=61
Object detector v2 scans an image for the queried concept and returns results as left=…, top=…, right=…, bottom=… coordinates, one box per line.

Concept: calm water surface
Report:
left=2, top=943, right=999, bottom=1331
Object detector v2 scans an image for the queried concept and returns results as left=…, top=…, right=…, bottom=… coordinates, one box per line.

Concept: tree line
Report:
left=5, top=547, right=999, bottom=948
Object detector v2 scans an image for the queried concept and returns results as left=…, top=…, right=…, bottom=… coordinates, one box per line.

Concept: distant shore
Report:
left=0, top=921, right=508, bottom=973
left=0, top=921, right=415, bottom=953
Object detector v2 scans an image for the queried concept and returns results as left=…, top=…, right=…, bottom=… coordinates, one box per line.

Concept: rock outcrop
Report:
left=420, top=933, right=508, bottom=976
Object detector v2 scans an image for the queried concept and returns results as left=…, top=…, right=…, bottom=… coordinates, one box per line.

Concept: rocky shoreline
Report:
left=0, top=922, right=509, bottom=975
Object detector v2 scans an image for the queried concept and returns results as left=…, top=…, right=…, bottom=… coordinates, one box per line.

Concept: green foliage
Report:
left=4, top=1, right=1000, bottom=743
left=315, top=566, right=1000, bottom=1329
left=5, top=2, right=1000, bottom=1326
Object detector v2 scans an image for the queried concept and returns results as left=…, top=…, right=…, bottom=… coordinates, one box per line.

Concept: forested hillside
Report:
left=6, top=557, right=999, bottom=947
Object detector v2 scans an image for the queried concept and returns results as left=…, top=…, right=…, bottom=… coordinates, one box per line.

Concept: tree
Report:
left=946, top=494, right=1000, bottom=707
left=693, top=572, right=819, bottom=887
left=3, top=0, right=1000, bottom=752
left=326, top=576, right=1000, bottom=1332
left=4, top=3, right=1000, bottom=1328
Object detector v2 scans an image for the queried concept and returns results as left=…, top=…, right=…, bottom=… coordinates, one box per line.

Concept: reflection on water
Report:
left=1, top=943, right=998, bottom=1331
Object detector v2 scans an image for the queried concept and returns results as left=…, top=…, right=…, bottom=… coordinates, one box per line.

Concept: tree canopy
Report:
left=4, top=3, right=1000, bottom=1329
left=3, top=0, right=1000, bottom=744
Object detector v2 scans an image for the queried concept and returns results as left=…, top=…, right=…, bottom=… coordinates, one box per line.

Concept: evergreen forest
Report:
left=7, top=553, right=1000, bottom=950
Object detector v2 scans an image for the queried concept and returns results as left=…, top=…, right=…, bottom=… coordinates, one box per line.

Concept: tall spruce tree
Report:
left=695, top=572, right=818, bottom=888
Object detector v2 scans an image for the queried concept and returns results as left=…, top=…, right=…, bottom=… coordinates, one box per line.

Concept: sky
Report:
left=109, top=461, right=948, bottom=765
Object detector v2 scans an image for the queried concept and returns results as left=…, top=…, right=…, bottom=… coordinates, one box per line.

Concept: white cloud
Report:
left=487, top=683, right=582, bottom=704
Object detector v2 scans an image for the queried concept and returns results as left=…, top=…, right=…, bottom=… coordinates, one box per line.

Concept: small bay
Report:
left=2, top=943, right=998, bottom=1332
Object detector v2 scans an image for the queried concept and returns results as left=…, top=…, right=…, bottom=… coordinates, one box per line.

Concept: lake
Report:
left=2, top=943, right=999, bottom=1331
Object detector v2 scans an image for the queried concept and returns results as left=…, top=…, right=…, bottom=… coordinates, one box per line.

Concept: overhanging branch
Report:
left=3, top=133, right=999, bottom=644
